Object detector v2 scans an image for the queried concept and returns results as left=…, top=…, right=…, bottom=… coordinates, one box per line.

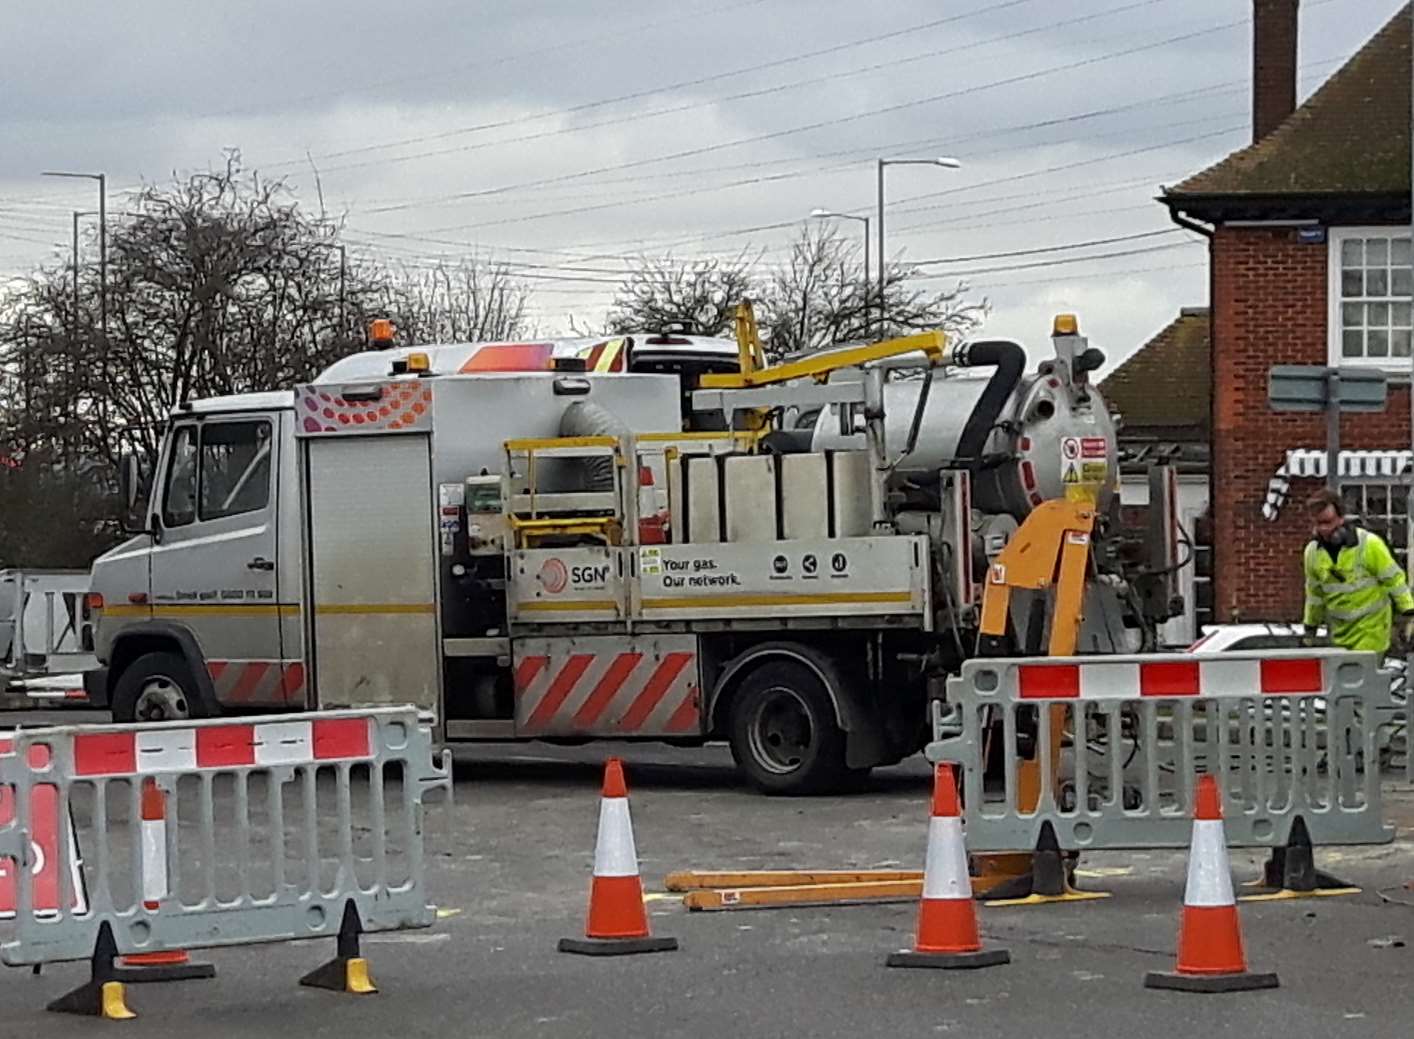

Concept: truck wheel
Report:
left=727, top=660, right=848, bottom=795
left=112, top=652, right=208, bottom=723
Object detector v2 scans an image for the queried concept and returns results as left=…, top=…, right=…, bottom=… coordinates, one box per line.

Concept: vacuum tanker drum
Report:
left=811, top=367, right=1118, bottom=520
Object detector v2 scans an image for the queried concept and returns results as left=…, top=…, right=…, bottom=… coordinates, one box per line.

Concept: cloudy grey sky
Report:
left=0, top=0, right=1404, bottom=369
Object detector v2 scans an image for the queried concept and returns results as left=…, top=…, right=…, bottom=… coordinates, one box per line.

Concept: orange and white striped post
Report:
left=887, top=764, right=1008, bottom=970
left=558, top=758, right=677, bottom=956
left=114, top=778, right=215, bottom=983
left=1144, top=774, right=1279, bottom=993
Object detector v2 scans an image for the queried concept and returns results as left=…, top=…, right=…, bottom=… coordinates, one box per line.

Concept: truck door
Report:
left=149, top=414, right=288, bottom=708
left=302, top=432, right=441, bottom=717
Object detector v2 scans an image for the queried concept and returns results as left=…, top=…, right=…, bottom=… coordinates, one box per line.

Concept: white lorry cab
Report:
left=87, top=319, right=1178, bottom=793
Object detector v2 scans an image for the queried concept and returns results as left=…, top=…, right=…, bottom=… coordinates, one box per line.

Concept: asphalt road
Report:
left=2, top=714, right=1414, bottom=1037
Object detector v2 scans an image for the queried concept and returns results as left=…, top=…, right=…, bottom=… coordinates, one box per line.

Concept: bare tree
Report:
left=0, top=152, right=390, bottom=565
left=380, top=260, right=532, bottom=343
left=605, top=251, right=758, bottom=336
left=759, top=224, right=986, bottom=358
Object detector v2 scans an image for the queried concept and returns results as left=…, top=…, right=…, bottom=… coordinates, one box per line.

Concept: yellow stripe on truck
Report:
left=640, top=592, right=914, bottom=610
left=313, top=603, right=437, bottom=615
left=102, top=603, right=301, bottom=618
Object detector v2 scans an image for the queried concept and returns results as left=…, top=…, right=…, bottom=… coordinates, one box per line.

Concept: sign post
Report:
left=1267, top=365, right=1389, bottom=491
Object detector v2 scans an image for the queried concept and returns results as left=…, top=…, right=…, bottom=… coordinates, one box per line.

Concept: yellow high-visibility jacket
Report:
left=1303, top=527, right=1414, bottom=652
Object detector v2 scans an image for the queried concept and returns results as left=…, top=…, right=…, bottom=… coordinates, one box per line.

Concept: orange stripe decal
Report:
left=663, top=686, right=701, bottom=733
left=527, top=654, right=594, bottom=729
left=228, top=662, right=270, bottom=705
left=514, top=655, right=549, bottom=695
left=572, top=653, right=642, bottom=728
left=618, top=653, right=693, bottom=732
left=281, top=663, right=306, bottom=704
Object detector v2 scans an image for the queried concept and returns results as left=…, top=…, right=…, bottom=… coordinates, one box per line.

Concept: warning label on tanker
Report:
left=1080, top=437, right=1107, bottom=459
left=1062, top=460, right=1081, bottom=484
left=1061, top=437, right=1081, bottom=461
left=1081, top=461, right=1108, bottom=482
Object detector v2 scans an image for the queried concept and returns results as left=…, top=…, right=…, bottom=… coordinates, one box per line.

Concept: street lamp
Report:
left=70, top=210, right=97, bottom=326
left=876, top=157, right=961, bottom=333
left=43, top=170, right=106, bottom=341
left=810, top=208, right=870, bottom=326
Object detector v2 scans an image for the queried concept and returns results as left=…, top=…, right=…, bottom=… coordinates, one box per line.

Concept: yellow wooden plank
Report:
left=664, top=869, right=922, bottom=892
left=684, top=880, right=923, bottom=911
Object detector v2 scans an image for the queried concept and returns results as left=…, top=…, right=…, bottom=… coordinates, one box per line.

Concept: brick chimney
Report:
left=1252, top=0, right=1299, bottom=142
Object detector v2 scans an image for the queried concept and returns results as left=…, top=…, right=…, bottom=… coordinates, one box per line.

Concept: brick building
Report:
left=1161, top=1, right=1412, bottom=624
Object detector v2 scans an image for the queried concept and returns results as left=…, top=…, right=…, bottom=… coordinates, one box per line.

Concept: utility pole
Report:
left=43, top=170, right=107, bottom=341
left=338, top=243, right=347, bottom=339
left=70, top=210, right=96, bottom=332
left=876, top=157, right=960, bottom=336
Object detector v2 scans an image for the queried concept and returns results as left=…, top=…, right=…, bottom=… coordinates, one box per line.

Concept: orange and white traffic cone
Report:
left=558, top=758, right=678, bottom=957
left=887, top=764, right=1009, bottom=970
left=1144, top=774, right=1279, bottom=993
left=114, top=778, right=215, bottom=984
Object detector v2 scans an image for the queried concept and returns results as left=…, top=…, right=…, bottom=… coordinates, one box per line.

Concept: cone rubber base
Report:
left=113, top=959, right=216, bottom=983
left=558, top=935, right=679, bottom=957
left=299, top=956, right=378, bottom=994
left=886, top=948, right=1010, bottom=970
left=1144, top=969, right=1280, bottom=993
left=47, top=980, right=137, bottom=1019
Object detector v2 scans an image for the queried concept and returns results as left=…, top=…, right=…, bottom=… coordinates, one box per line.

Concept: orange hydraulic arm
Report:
left=977, top=497, right=1097, bottom=814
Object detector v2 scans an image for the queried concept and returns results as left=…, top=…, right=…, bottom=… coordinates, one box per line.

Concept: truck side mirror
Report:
left=118, top=453, right=140, bottom=515
left=117, top=453, right=152, bottom=534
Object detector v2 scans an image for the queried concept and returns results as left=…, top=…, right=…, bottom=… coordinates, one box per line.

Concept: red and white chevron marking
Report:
left=1014, top=656, right=1327, bottom=701
left=207, top=660, right=306, bottom=707
left=514, top=644, right=699, bottom=736
left=69, top=716, right=372, bottom=777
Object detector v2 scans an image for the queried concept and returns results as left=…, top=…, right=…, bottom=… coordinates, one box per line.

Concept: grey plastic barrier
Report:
left=0, top=707, right=450, bottom=1014
left=927, top=649, right=1397, bottom=854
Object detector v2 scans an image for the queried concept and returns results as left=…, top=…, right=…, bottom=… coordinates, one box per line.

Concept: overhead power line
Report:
left=362, top=15, right=1250, bottom=220
left=308, top=0, right=1169, bottom=177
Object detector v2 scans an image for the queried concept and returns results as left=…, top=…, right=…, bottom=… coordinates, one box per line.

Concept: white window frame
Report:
left=1338, top=478, right=1411, bottom=578
left=1327, top=226, right=1414, bottom=372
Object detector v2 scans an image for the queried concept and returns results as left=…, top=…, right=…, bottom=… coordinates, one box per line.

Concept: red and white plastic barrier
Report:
left=71, top=717, right=372, bottom=777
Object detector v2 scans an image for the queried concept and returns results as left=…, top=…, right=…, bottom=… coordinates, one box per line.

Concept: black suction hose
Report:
left=954, top=340, right=1026, bottom=466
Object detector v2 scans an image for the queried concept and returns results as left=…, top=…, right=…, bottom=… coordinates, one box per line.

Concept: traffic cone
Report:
left=558, top=759, right=678, bottom=956
left=1144, top=774, right=1279, bottom=993
left=886, top=764, right=1009, bottom=970
left=114, top=779, right=215, bottom=984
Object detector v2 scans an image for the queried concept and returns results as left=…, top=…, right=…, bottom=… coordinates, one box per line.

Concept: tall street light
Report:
left=70, top=210, right=97, bottom=326
left=810, top=208, right=870, bottom=333
left=43, top=170, right=107, bottom=341
left=876, top=157, right=960, bottom=333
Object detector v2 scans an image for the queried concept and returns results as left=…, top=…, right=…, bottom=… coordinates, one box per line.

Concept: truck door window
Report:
left=161, top=425, right=198, bottom=528
left=199, top=421, right=272, bottom=520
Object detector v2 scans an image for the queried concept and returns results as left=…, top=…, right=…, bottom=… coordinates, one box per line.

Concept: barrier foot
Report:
left=300, top=901, right=378, bottom=995
left=558, top=936, right=679, bottom=956
left=47, top=923, right=137, bottom=1020
left=1242, top=817, right=1360, bottom=902
left=981, top=823, right=1110, bottom=907
left=114, top=950, right=216, bottom=984
left=1144, top=969, right=1280, bottom=994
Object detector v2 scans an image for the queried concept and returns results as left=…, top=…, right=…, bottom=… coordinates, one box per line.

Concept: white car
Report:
left=1186, top=623, right=1311, bottom=654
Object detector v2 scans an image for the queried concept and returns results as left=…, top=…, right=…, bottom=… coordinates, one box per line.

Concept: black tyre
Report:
left=111, top=651, right=209, bottom=723
left=727, top=660, right=848, bottom=795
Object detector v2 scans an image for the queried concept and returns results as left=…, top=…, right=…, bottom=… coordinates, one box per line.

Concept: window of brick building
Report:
left=1341, top=481, right=1410, bottom=574
left=1330, top=228, right=1413, bottom=369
